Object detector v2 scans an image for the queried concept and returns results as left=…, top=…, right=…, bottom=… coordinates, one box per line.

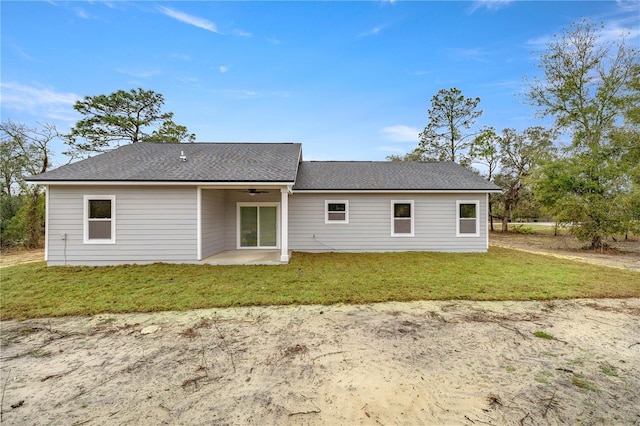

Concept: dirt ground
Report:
left=490, top=232, right=640, bottom=272
left=1, top=299, right=639, bottom=425
left=0, top=249, right=44, bottom=268
left=2, top=238, right=639, bottom=425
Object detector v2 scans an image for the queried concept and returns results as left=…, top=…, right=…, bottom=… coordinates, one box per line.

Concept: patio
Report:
left=201, top=250, right=289, bottom=265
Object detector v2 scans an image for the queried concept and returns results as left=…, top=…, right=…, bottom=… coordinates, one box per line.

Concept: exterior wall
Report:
left=46, top=185, right=198, bottom=265
left=288, top=192, right=488, bottom=253
left=200, top=189, right=226, bottom=259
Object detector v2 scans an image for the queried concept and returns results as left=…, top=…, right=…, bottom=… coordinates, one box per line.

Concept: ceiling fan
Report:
left=238, top=188, right=269, bottom=196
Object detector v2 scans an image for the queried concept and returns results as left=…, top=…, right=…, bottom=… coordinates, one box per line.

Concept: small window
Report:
left=325, top=200, right=349, bottom=224
left=457, top=200, right=479, bottom=237
left=391, top=200, right=414, bottom=236
left=84, top=195, right=116, bottom=244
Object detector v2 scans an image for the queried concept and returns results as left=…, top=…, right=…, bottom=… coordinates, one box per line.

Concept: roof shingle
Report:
left=292, top=161, right=500, bottom=191
left=29, top=142, right=302, bottom=182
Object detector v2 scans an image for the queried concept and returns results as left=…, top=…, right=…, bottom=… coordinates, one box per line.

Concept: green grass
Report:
left=533, top=331, right=554, bottom=340
left=1, top=248, right=639, bottom=320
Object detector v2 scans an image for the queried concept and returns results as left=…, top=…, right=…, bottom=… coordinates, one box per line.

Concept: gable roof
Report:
left=293, top=161, right=501, bottom=191
left=29, top=142, right=302, bottom=183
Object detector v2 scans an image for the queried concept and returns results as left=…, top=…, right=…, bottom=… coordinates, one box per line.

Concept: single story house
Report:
left=28, top=142, right=501, bottom=266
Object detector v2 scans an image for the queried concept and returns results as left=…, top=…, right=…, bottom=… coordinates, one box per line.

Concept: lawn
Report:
left=2, top=248, right=639, bottom=320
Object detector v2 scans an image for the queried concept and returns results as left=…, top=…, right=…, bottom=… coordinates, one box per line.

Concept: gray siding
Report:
left=46, top=185, right=198, bottom=265
left=200, top=189, right=225, bottom=258
left=288, top=193, right=488, bottom=252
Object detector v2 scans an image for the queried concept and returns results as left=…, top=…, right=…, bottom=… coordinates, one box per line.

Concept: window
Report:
left=457, top=200, right=479, bottom=237
left=325, top=200, right=349, bottom=224
left=391, top=200, right=414, bottom=236
left=84, top=195, right=116, bottom=244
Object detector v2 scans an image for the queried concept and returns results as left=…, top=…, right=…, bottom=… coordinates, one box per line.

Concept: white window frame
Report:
left=83, top=195, right=116, bottom=244
left=456, top=200, right=480, bottom=237
left=236, top=202, right=281, bottom=249
left=325, top=200, right=349, bottom=224
left=391, top=200, right=414, bottom=237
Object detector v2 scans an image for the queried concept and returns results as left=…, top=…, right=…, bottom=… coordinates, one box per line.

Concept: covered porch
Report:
left=197, top=185, right=291, bottom=264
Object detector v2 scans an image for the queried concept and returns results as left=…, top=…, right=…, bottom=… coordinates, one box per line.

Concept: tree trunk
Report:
left=590, top=234, right=603, bottom=251
left=501, top=212, right=509, bottom=232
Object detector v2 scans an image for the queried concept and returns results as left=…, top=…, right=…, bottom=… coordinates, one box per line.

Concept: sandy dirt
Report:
left=2, top=299, right=639, bottom=425
left=0, top=249, right=44, bottom=268
left=490, top=232, right=640, bottom=272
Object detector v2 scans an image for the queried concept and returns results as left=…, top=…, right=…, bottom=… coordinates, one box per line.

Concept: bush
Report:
left=510, top=224, right=534, bottom=234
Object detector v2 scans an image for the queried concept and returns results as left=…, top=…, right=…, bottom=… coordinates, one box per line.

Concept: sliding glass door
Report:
left=238, top=204, right=278, bottom=248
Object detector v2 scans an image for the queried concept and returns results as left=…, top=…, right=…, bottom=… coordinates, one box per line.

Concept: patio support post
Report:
left=280, top=187, right=290, bottom=262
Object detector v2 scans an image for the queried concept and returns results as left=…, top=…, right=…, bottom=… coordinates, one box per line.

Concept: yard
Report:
left=1, top=246, right=639, bottom=320
left=1, top=233, right=639, bottom=424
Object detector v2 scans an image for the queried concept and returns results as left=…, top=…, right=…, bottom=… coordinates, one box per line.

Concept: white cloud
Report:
left=601, top=21, right=640, bottom=43
left=158, top=6, right=219, bottom=33
left=446, top=47, right=489, bottom=62
left=358, top=23, right=391, bottom=38
left=74, top=8, right=89, bottom=19
left=219, top=66, right=229, bottom=73
left=527, top=18, right=640, bottom=49
left=177, top=76, right=198, bottom=83
left=0, top=81, right=80, bottom=121
left=467, top=0, right=514, bottom=14
left=232, top=29, right=252, bottom=37
left=379, top=125, right=421, bottom=142
left=359, top=26, right=382, bottom=37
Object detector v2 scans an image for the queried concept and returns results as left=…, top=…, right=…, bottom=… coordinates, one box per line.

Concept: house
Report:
left=27, top=142, right=501, bottom=266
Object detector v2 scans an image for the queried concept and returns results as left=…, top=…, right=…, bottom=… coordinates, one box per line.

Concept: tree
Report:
left=469, top=127, right=501, bottom=230
left=418, top=87, right=483, bottom=166
left=0, top=121, right=58, bottom=248
left=65, top=88, right=195, bottom=159
left=495, top=127, right=556, bottom=232
left=142, top=121, right=196, bottom=143
left=386, top=147, right=430, bottom=162
left=526, top=19, right=639, bottom=249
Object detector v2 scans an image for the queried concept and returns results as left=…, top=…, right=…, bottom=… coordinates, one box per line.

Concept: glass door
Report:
left=239, top=205, right=278, bottom=248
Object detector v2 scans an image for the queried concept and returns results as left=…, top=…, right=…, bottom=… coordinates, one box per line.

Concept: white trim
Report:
left=236, top=202, right=280, bottom=249
left=325, top=200, right=349, bottom=224
left=197, top=187, right=202, bottom=260
left=280, top=188, right=289, bottom=262
left=83, top=195, right=116, bottom=244
left=44, top=185, right=49, bottom=261
left=456, top=200, right=480, bottom=237
left=485, top=193, right=489, bottom=249
left=391, top=200, right=414, bottom=237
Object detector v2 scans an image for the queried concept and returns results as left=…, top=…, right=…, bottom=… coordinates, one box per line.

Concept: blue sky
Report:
left=1, top=1, right=638, bottom=166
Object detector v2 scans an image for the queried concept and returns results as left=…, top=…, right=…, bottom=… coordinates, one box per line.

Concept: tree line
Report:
left=2, top=19, right=638, bottom=250
left=1, top=89, right=195, bottom=248
left=389, top=20, right=639, bottom=249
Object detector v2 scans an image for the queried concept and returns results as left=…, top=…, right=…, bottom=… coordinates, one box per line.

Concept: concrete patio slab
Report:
left=201, top=250, right=289, bottom=265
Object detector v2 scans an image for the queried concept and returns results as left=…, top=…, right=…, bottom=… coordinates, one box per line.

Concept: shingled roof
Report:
left=293, top=161, right=501, bottom=191
left=29, top=143, right=499, bottom=191
left=29, top=142, right=302, bottom=183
